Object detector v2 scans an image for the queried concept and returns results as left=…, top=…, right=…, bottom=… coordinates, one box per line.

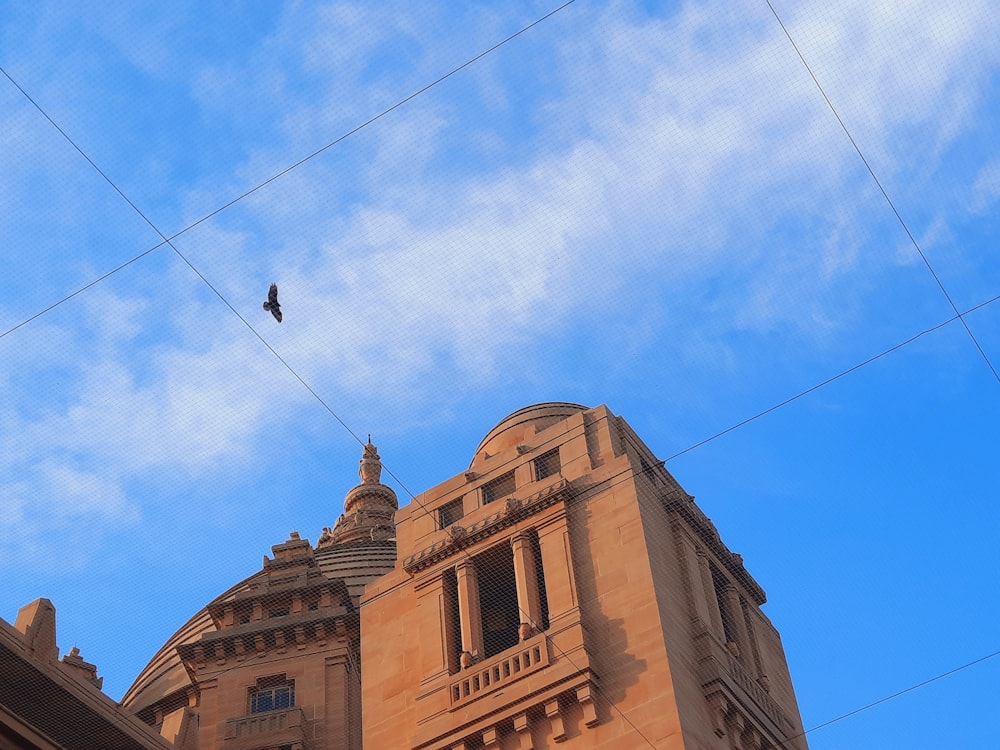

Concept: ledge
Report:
left=449, top=632, right=550, bottom=709
left=403, top=479, right=570, bottom=574
left=224, top=706, right=305, bottom=750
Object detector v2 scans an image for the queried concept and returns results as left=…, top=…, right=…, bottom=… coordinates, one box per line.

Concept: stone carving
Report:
left=447, top=525, right=467, bottom=543
left=359, top=440, right=382, bottom=484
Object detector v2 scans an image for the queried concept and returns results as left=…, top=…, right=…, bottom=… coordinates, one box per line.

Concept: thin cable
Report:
left=0, top=244, right=161, bottom=339
left=665, top=292, right=1000, bottom=463
left=358, top=289, right=1000, bottom=614
left=764, top=0, right=1000, bottom=384
left=3, top=6, right=657, bottom=745
left=779, top=649, right=1000, bottom=746
left=0, top=0, right=580, bottom=341
left=1, top=64, right=369, bottom=447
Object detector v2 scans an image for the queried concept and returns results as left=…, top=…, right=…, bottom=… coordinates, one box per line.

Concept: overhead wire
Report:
left=3, top=2, right=995, bottom=746
left=778, top=649, right=1000, bottom=747
left=0, top=4, right=664, bottom=747
left=0, top=0, right=580, bottom=342
left=764, top=0, right=1000, bottom=385
left=355, top=288, right=1000, bottom=618
left=663, top=291, right=1000, bottom=463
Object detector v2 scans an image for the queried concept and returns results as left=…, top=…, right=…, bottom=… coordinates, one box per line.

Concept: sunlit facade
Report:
left=112, top=403, right=806, bottom=749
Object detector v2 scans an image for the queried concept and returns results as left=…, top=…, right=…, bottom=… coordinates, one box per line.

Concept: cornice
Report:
left=662, top=491, right=767, bottom=605
left=403, top=479, right=571, bottom=574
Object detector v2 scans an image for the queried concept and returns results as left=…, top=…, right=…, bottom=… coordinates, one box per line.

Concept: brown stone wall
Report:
left=125, top=403, right=809, bottom=750
left=362, top=405, right=693, bottom=749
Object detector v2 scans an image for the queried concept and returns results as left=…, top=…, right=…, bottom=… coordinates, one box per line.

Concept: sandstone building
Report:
left=9, top=402, right=809, bottom=749
left=0, top=599, right=171, bottom=750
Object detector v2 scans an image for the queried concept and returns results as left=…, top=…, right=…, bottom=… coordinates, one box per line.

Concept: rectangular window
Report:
left=438, top=497, right=465, bottom=529
left=475, top=545, right=520, bottom=659
left=712, top=566, right=741, bottom=656
left=249, top=675, right=295, bottom=713
left=534, top=449, right=561, bottom=481
left=481, top=471, right=516, bottom=505
left=531, top=531, right=550, bottom=632
left=442, top=568, right=461, bottom=674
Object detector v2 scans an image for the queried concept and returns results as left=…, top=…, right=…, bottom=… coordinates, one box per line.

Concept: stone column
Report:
left=722, top=584, right=751, bottom=660
left=511, top=532, right=542, bottom=639
left=455, top=560, right=484, bottom=666
left=536, top=515, right=579, bottom=626
left=698, top=551, right=726, bottom=641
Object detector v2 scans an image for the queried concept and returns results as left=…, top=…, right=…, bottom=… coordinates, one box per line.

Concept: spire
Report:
left=319, top=439, right=398, bottom=547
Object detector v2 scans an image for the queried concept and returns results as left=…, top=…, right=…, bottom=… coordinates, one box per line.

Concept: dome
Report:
left=470, top=402, right=589, bottom=469
left=121, top=539, right=396, bottom=718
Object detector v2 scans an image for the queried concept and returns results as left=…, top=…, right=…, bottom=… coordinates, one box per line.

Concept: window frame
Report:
left=248, top=675, right=295, bottom=714
left=438, top=497, right=465, bottom=529
left=481, top=471, right=516, bottom=505
left=533, top=448, right=561, bottom=481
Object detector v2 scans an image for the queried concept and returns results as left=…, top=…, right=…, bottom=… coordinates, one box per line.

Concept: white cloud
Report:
left=971, top=158, right=1000, bottom=213
left=3, top=0, right=999, bottom=559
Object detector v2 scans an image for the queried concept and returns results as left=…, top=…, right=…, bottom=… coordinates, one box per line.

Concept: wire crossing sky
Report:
left=765, top=0, right=1000, bottom=383
left=2, top=2, right=999, bottom=749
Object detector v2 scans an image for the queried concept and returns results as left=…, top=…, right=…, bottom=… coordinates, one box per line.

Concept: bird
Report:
left=263, top=283, right=282, bottom=322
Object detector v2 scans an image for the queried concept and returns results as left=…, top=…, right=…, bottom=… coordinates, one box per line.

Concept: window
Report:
left=534, top=449, right=561, bottom=481
left=445, top=534, right=551, bottom=666
left=438, top=497, right=465, bottom=529
left=249, top=675, right=295, bottom=713
left=476, top=545, right=520, bottom=659
left=481, top=471, right=515, bottom=505
left=712, top=566, right=742, bottom=658
left=442, top=568, right=461, bottom=674
left=531, top=531, right=550, bottom=632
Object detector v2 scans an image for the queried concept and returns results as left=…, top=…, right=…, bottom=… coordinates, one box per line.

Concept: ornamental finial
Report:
left=359, top=439, right=382, bottom=484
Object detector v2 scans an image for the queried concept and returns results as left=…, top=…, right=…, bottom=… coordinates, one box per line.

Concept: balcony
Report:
left=449, top=632, right=550, bottom=708
left=696, top=630, right=797, bottom=742
left=224, top=706, right=305, bottom=750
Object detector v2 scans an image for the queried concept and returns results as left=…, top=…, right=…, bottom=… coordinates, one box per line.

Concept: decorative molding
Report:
left=448, top=633, right=549, bottom=709
left=403, top=480, right=570, bottom=574
left=662, top=490, right=767, bottom=605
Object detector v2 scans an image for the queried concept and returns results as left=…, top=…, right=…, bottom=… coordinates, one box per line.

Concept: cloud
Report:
left=3, top=0, right=999, bottom=562
left=0, top=461, right=138, bottom=565
left=971, top=158, right=1000, bottom=213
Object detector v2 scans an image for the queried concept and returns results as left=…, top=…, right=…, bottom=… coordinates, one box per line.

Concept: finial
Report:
left=359, top=440, right=382, bottom=484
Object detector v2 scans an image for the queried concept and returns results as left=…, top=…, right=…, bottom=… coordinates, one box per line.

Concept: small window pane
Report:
left=249, top=678, right=295, bottom=714
left=534, top=449, right=560, bottom=480
left=482, top=471, right=516, bottom=505
left=438, top=498, right=465, bottom=528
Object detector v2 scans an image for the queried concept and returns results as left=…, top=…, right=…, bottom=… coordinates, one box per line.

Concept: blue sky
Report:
left=2, top=1, right=998, bottom=747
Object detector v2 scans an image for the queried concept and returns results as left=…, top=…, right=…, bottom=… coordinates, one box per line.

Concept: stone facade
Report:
left=0, top=599, right=173, bottom=750
left=118, top=402, right=807, bottom=749
left=360, top=403, right=807, bottom=750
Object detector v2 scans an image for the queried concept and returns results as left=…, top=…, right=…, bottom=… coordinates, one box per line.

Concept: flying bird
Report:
left=263, top=283, right=282, bottom=322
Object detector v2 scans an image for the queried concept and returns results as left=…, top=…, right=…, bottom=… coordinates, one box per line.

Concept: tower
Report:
left=123, top=404, right=808, bottom=750
left=360, top=403, right=808, bottom=749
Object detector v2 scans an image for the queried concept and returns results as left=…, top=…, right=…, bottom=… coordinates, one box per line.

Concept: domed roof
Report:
left=122, top=539, right=396, bottom=717
left=471, top=402, right=589, bottom=469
